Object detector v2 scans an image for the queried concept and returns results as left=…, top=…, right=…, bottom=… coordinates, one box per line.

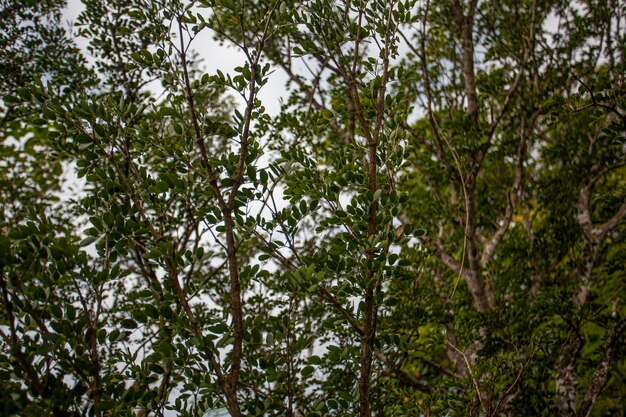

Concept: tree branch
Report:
left=480, top=129, right=527, bottom=267
left=317, top=283, right=364, bottom=337
left=576, top=162, right=626, bottom=244
left=480, top=196, right=513, bottom=267
left=420, top=235, right=465, bottom=278
left=577, top=317, right=626, bottom=417
left=555, top=330, right=583, bottom=417
left=451, top=0, right=478, bottom=122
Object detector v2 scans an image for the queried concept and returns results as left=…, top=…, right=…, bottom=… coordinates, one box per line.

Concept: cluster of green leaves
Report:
left=1, top=0, right=625, bottom=416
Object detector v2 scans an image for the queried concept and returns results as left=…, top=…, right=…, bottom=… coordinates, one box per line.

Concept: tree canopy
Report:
left=1, top=0, right=625, bottom=416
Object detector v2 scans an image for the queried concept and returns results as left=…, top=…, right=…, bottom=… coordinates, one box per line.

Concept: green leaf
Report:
left=120, top=319, right=137, bottom=329
left=80, top=236, right=98, bottom=246
left=208, top=323, right=229, bottom=334
left=301, top=365, right=315, bottom=377
left=97, top=328, right=107, bottom=344
left=308, top=355, right=322, bottom=365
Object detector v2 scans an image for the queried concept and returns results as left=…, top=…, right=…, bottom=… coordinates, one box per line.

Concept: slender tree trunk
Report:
left=451, top=0, right=478, bottom=122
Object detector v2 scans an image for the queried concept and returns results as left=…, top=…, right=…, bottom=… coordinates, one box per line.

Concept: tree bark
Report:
left=578, top=317, right=626, bottom=417
left=556, top=332, right=582, bottom=417
left=451, top=0, right=479, bottom=122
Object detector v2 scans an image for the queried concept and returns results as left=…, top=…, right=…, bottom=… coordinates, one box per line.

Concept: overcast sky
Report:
left=62, top=0, right=289, bottom=116
left=56, top=8, right=293, bottom=414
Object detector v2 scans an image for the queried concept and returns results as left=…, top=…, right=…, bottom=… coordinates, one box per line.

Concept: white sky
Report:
left=63, top=0, right=289, bottom=116
left=58, top=7, right=294, bottom=415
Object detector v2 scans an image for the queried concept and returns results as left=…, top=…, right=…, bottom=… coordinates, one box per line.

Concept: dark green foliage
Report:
left=1, top=0, right=625, bottom=416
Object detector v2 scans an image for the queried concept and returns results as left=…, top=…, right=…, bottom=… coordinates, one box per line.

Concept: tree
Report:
left=1, top=0, right=625, bottom=416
